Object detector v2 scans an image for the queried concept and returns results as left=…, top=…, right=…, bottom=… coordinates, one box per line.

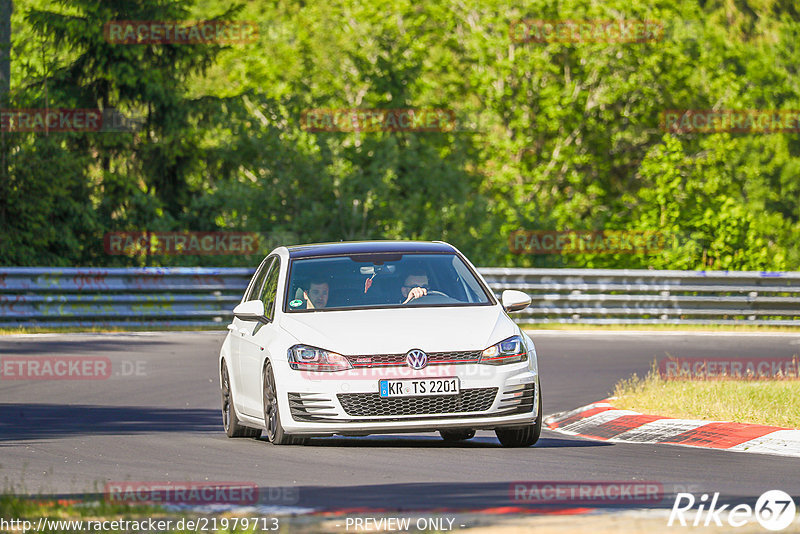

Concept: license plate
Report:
left=379, top=378, right=460, bottom=397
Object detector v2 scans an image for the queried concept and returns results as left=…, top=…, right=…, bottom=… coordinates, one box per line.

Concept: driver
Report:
left=296, top=278, right=329, bottom=309
left=401, top=272, right=429, bottom=304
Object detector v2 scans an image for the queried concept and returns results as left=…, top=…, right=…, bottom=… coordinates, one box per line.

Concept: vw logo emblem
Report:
left=406, top=349, right=428, bottom=370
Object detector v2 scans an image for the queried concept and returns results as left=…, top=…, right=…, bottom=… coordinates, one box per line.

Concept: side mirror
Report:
left=233, top=300, right=267, bottom=321
left=501, top=290, right=531, bottom=313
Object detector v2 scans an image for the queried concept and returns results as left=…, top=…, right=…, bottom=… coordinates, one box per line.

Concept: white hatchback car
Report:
left=219, top=241, right=541, bottom=447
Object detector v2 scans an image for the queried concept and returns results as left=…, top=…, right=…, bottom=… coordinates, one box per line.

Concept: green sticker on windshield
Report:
left=289, top=299, right=303, bottom=307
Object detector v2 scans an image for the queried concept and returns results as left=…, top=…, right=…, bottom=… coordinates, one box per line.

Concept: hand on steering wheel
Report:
left=402, top=288, right=448, bottom=304
left=402, top=286, right=427, bottom=304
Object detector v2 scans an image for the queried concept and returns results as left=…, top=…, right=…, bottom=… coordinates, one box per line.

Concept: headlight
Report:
left=480, top=335, right=527, bottom=365
left=288, top=345, right=352, bottom=372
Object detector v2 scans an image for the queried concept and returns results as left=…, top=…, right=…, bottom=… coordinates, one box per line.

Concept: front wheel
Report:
left=263, top=361, right=307, bottom=445
left=221, top=362, right=261, bottom=438
left=495, top=389, right=542, bottom=448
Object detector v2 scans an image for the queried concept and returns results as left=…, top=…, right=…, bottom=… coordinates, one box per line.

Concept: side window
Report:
left=452, top=256, right=484, bottom=303
left=258, top=257, right=281, bottom=320
left=246, top=257, right=275, bottom=303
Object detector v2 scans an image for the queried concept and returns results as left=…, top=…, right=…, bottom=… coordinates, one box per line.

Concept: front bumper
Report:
left=277, top=362, right=539, bottom=435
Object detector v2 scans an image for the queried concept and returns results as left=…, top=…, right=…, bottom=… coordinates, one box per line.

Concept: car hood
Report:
left=278, top=305, right=516, bottom=355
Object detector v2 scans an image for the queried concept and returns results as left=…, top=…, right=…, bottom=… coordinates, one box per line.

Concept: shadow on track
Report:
left=0, top=337, right=185, bottom=356
left=1, top=405, right=609, bottom=450
left=0, top=403, right=219, bottom=442
left=290, top=434, right=610, bottom=449
left=39, top=483, right=764, bottom=514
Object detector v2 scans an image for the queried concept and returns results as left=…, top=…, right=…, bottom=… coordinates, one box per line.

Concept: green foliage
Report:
left=1, top=0, right=799, bottom=269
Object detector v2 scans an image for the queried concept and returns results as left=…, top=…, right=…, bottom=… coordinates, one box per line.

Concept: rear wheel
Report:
left=263, top=361, right=307, bottom=445
left=221, top=362, right=261, bottom=438
left=495, top=389, right=542, bottom=448
left=439, top=429, right=476, bottom=442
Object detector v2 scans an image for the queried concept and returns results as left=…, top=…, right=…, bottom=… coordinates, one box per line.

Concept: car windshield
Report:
left=284, top=253, right=493, bottom=312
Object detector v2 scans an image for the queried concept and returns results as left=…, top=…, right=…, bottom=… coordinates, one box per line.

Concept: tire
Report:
left=263, top=361, right=307, bottom=445
left=221, top=362, right=261, bottom=438
left=495, top=388, right=542, bottom=448
left=439, top=429, right=476, bottom=442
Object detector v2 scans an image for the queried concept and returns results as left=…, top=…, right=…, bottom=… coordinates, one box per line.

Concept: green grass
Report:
left=0, top=493, right=172, bottom=532
left=612, top=363, right=800, bottom=428
left=0, top=494, right=296, bottom=533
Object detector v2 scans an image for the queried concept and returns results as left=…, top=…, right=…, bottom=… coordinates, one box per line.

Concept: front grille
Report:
left=337, top=387, right=497, bottom=417
left=346, top=350, right=481, bottom=367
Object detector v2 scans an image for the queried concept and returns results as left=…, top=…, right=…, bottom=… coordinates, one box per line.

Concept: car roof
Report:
left=286, top=240, right=456, bottom=259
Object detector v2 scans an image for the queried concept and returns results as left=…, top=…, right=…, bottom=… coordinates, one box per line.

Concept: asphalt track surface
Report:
left=1, top=331, right=799, bottom=513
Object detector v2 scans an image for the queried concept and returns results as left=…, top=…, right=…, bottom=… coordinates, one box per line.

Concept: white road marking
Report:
left=730, top=430, right=800, bottom=458
left=612, top=419, right=713, bottom=443
left=554, top=410, right=640, bottom=435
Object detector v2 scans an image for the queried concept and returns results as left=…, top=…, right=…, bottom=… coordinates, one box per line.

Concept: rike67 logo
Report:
left=669, top=490, right=797, bottom=531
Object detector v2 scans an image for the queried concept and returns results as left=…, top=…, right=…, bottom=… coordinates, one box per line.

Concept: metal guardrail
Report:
left=0, top=268, right=250, bottom=329
left=481, top=268, right=800, bottom=325
left=1, top=267, right=799, bottom=328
